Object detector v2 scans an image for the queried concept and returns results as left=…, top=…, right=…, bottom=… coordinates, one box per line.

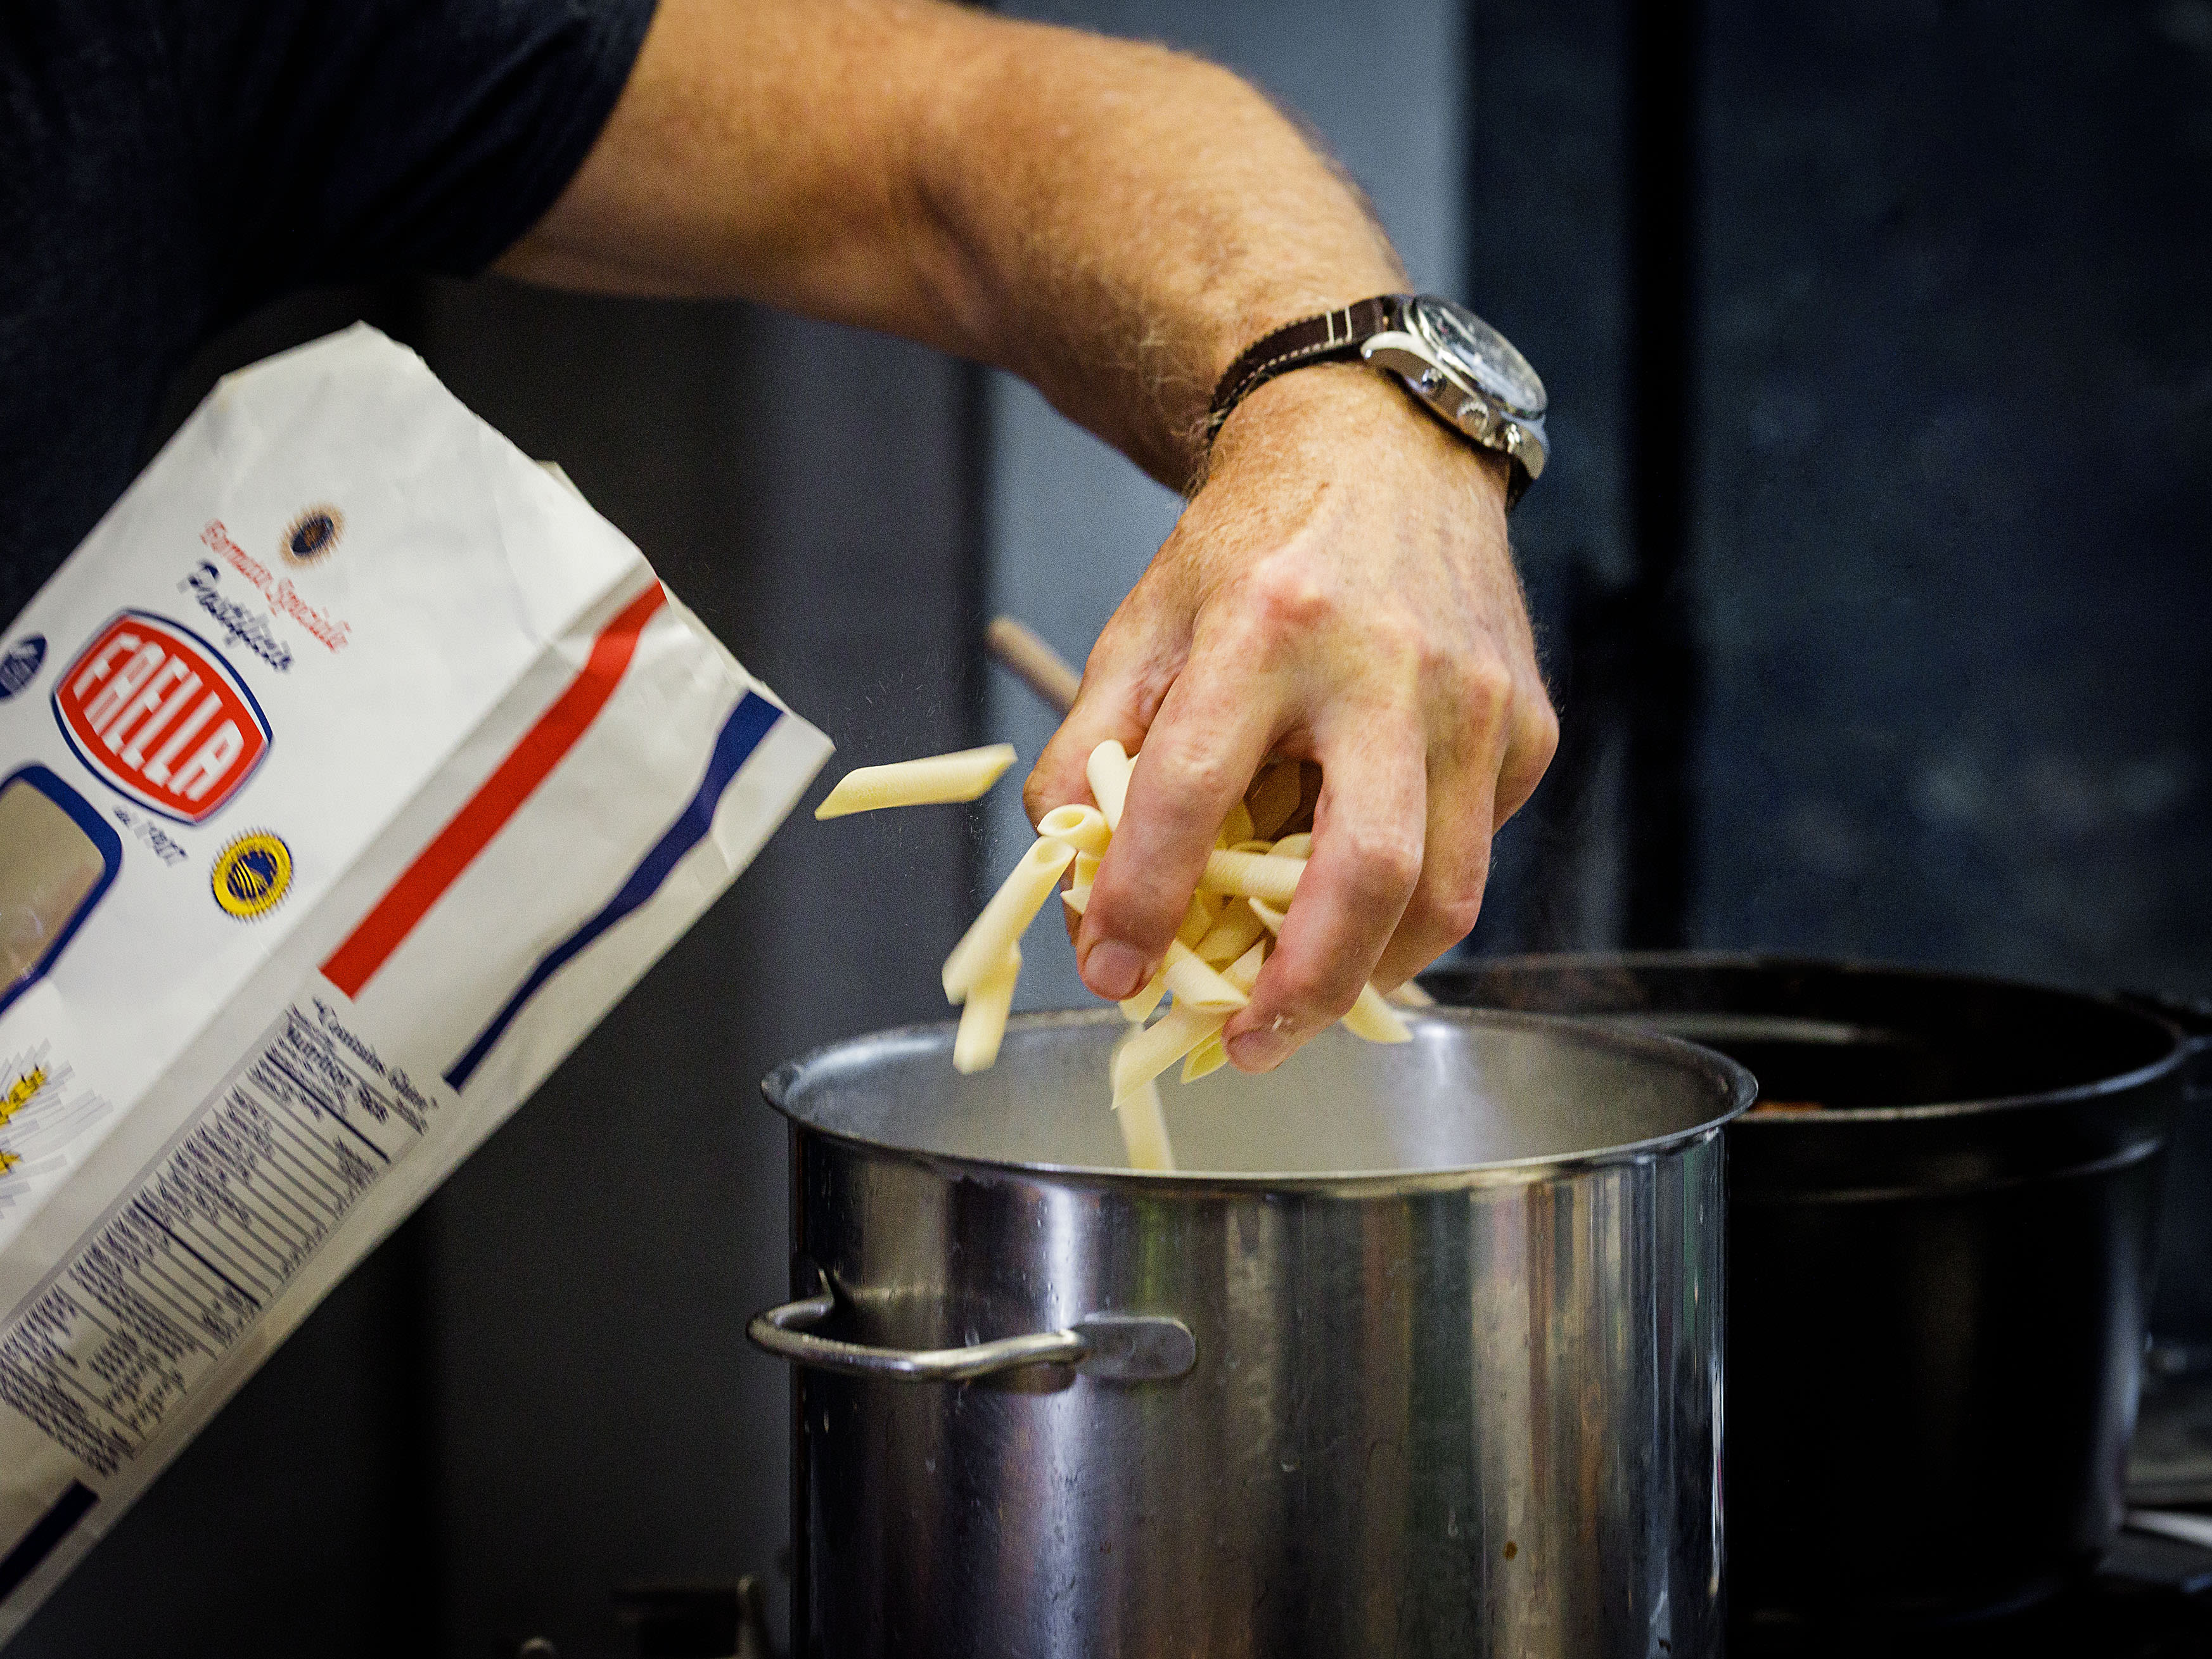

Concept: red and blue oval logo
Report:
left=53, top=612, right=272, bottom=824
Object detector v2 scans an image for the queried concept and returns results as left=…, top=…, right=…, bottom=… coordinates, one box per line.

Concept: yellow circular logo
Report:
left=212, top=833, right=293, bottom=920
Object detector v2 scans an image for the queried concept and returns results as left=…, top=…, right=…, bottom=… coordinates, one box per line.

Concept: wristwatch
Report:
left=1206, top=295, right=1548, bottom=507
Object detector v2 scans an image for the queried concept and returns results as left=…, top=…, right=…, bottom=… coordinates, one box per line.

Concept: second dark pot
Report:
left=1422, top=953, right=2211, bottom=1635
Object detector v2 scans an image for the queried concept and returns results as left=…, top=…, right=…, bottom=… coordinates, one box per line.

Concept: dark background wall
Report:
left=15, top=1, right=2210, bottom=1655
left=1479, top=0, right=2212, bottom=988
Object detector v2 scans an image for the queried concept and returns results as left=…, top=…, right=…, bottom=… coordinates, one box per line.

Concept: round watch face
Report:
left=1410, top=297, right=1546, bottom=416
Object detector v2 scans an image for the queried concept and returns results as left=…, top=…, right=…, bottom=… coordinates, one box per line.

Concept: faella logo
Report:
left=53, top=612, right=272, bottom=824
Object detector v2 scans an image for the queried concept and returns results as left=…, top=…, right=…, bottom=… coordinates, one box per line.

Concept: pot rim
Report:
left=1419, top=949, right=2192, bottom=1126
left=760, top=1005, right=1756, bottom=1191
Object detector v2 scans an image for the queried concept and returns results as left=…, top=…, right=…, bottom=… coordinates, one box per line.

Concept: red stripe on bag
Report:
left=322, top=584, right=667, bottom=997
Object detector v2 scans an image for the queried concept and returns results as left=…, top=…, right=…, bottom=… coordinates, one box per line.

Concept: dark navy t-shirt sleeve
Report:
left=0, top=0, right=660, bottom=625
left=170, top=0, right=658, bottom=318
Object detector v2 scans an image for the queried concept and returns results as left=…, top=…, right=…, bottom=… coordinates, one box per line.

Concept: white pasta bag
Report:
left=0, top=324, right=831, bottom=1637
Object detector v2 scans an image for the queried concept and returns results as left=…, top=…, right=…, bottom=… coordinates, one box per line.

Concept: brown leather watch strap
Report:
left=1205, top=295, right=1407, bottom=439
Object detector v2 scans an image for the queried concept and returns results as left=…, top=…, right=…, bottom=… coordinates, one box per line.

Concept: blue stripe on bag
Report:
left=444, top=692, right=783, bottom=1091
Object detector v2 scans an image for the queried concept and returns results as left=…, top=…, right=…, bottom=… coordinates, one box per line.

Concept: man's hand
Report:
left=499, top=0, right=1559, bottom=1068
left=1028, top=365, right=1556, bottom=1071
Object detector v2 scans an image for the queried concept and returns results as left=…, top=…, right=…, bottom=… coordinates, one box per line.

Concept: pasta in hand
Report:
left=818, top=733, right=1420, bottom=1172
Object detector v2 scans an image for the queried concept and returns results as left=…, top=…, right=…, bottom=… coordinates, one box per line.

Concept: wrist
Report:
left=1203, top=359, right=1512, bottom=508
left=1201, top=292, right=1544, bottom=508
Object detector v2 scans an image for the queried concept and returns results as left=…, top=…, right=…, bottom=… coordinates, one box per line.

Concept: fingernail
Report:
left=1228, top=1025, right=1296, bottom=1073
left=1081, top=938, right=1149, bottom=1001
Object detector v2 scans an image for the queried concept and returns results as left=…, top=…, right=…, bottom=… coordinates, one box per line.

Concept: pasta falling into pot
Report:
left=812, top=738, right=1414, bottom=1172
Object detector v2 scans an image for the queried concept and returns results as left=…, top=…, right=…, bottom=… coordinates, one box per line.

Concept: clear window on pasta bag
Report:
left=0, top=767, right=122, bottom=1020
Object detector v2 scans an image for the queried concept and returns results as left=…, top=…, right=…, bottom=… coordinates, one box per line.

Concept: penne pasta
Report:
left=1135, top=895, right=1235, bottom=1014
left=1182, top=1029, right=1229, bottom=1082
left=1244, top=899, right=1405, bottom=1042
left=814, top=743, right=1016, bottom=819
left=839, top=721, right=1422, bottom=1086
left=1222, top=940, right=1266, bottom=994
left=1113, top=1001, right=1232, bottom=1104
left=1086, top=739, right=1134, bottom=830
left=1391, top=980, right=1436, bottom=1008
left=1341, top=982, right=1414, bottom=1044
left=943, top=836, right=1075, bottom=1001
left=1115, top=1070, right=1177, bottom=1172
left=1163, top=939, right=1248, bottom=1009
left=1192, top=903, right=1267, bottom=967
left=952, top=945, right=1022, bottom=1073
left=1120, top=968, right=1167, bottom=1023
left=1199, top=847, right=1305, bottom=908
left=1037, top=802, right=1111, bottom=855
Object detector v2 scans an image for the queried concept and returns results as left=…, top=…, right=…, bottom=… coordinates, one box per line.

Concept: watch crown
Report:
left=1455, top=397, right=1499, bottom=440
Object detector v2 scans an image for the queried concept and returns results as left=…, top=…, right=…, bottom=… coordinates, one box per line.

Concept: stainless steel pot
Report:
left=749, top=1008, right=1754, bottom=1658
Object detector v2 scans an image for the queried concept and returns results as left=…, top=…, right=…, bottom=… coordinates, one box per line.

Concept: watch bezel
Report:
left=1405, top=296, right=1547, bottom=421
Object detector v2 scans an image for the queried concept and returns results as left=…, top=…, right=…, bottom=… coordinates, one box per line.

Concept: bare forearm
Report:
left=501, top=0, right=1402, bottom=487
left=507, top=0, right=1559, bottom=1073
left=904, top=19, right=1403, bottom=484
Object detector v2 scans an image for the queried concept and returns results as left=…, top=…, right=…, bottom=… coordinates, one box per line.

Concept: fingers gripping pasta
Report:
left=835, top=731, right=1427, bottom=1172
left=1246, top=899, right=1410, bottom=1045
left=1182, top=940, right=1264, bottom=1076
left=1181, top=973, right=1279, bottom=1082
left=815, top=744, right=1016, bottom=818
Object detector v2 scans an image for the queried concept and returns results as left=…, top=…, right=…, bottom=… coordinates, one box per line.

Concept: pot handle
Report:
left=2121, top=990, right=2212, bottom=1106
left=748, top=1262, right=1196, bottom=1384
